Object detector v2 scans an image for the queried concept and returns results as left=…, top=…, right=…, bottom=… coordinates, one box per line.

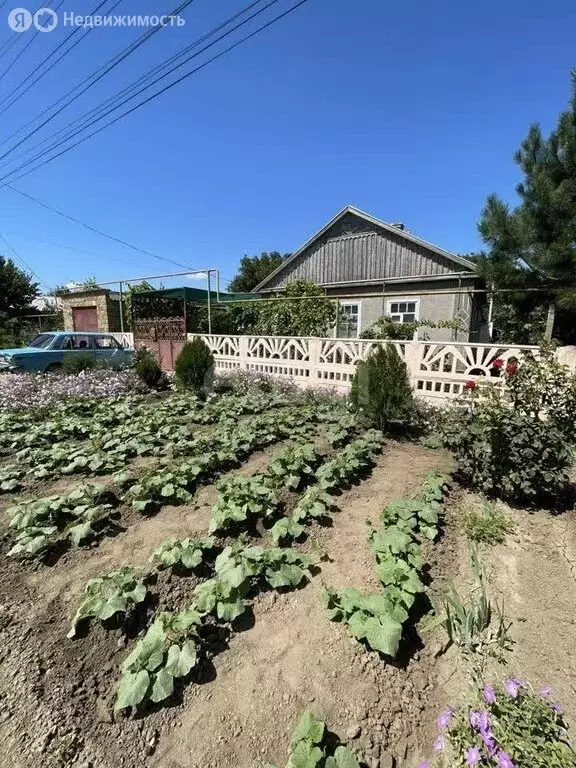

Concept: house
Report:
left=253, top=206, right=487, bottom=342
left=57, top=287, right=123, bottom=333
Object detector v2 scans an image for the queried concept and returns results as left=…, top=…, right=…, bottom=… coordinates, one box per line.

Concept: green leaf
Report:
left=217, top=597, right=245, bottom=622
left=100, top=595, right=128, bottom=621
left=181, top=548, right=203, bottom=570
left=288, top=741, right=323, bottom=768
left=115, top=669, right=150, bottom=711
left=290, top=711, right=325, bottom=746
left=165, top=642, right=197, bottom=678
left=327, top=747, right=361, bottom=768
left=363, top=615, right=403, bottom=657
left=161, top=483, right=175, bottom=497
left=150, top=667, right=174, bottom=703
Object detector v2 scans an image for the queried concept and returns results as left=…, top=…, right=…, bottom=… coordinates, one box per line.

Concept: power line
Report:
left=0, top=0, right=124, bottom=118
left=2, top=0, right=314, bottom=182
left=4, top=183, right=198, bottom=271
left=0, top=0, right=198, bottom=166
left=0, top=0, right=64, bottom=86
left=0, top=231, right=53, bottom=292
left=3, top=0, right=269, bottom=161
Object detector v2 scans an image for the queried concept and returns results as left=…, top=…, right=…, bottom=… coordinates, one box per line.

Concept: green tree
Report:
left=228, top=251, right=289, bottom=293
left=255, top=279, right=338, bottom=337
left=0, top=256, right=39, bottom=346
left=123, top=280, right=155, bottom=329
left=477, top=70, right=576, bottom=343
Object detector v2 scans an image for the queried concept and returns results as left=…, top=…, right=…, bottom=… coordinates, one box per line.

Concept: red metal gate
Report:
left=134, top=317, right=186, bottom=371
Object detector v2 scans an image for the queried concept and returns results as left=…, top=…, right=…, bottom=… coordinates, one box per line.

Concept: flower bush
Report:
left=0, top=370, right=149, bottom=411
left=440, top=351, right=574, bottom=503
left=421, top=680, right=576, bottom=767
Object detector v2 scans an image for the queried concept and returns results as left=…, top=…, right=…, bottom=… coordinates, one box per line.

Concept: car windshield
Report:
left=28, top=334, right=55, bottom=349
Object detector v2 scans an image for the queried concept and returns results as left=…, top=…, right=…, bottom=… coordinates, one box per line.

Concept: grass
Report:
left=460, top=500, right=515, bottom=545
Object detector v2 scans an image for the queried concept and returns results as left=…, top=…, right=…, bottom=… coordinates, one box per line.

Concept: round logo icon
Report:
left=8, top=7, right=32, bottom=31
left=33, top=7, right=57, bottom=31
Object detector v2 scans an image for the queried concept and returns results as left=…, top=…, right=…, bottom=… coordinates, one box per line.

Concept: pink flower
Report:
left=497, top=751, right=515, bottom=768
left=433, top=734, right=445, bottom=751
left=465, top=746, right=481, bottom=766
left=464, top=380, right=476, bottom=390
left=436, top=707, right=454, bottom=730
left=483, top=684, right=496, bottom=704
left=505, top=362, right=518, bottom=376
left=492, top=358, right=504, bottom=369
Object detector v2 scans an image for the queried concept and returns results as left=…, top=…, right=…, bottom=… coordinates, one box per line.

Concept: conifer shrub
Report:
left=350, top=342, right=414, bottom=432
left=174, top=338, right=214, bottom=394
left=131, top=347, right=168, bottom=390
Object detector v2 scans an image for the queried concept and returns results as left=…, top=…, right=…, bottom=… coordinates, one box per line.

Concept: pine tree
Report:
left=477, top=69, right=576, bottom=343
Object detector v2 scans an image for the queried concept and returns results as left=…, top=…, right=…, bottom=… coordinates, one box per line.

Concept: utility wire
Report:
left=0, top=0, right=124, bottom=118
left=0, top=231, right=53, bottom=292
left=4, top=0, right=269, bottom=160
left=0, top=0, right=198, bottom=165
left=0, top=0, right=63, bottom=85
left=4, top=183, right=198, bottom=271
left=2, top=0, right=314, bottom=182
left=0, top=0, right=55, bottom=60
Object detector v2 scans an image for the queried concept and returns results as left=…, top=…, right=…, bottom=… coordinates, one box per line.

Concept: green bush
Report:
left=440, top=352, right=574, bottom=504
left=174, top=338, right=214, bottom=394
left=131, top=347, right=167, bottom=390
left=350, top=342, right=414, bottom=432
left=461, top=501, right=515, bottom=545
left=62, top=352, right=96, bottom=374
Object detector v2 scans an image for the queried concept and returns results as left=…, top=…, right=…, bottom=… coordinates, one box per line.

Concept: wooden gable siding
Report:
left=260, top=212, right=464, bottom=291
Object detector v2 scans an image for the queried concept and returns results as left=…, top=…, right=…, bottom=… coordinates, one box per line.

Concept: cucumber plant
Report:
left=115, top=606, right=202, bottom=711
left=208, top=474, right=280, bottom=534
left=268, top=710, right=361, bottom=768
left=267, top=443, right=322, bottom=490
left=68, top=566, right=147, bottom=638
left=149, top=536, right=216, bottom=570
left=315, top=430, right=383, bottom=490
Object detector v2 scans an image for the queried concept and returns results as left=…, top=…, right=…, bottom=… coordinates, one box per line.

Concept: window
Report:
left=28, top=334, right=56, bottom=349
left=93, top=335, right=121, bottom=349
left=337, top=301, right=361, bottom=338
left=57, top=335, right=93, bottom=350
left=387, top=298, right=420, bottom=324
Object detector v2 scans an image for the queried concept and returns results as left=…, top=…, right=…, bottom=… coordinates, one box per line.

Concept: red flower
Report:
left=464, top=380, right=476, bottom=390
left=506, top=363, right=518, bottom=376
left=492, top=358, right=504, bottom=369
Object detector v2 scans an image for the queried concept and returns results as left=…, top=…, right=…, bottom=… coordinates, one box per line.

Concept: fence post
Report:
left=238, top=335, right=249, bottom=371
left=403, top=341, right=422, bottom=390
left=308, top=338, right=321, bottom=383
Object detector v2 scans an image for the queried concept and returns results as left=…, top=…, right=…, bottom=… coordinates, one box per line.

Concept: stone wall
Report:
left=59, top=289, right=122, bottom=332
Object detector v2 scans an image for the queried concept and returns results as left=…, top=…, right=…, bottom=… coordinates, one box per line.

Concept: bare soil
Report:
left=0, top=440, right=457, bottom=768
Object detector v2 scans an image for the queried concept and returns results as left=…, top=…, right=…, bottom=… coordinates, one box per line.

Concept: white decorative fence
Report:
left=189, top=334, right=539, bottom=404
left=112, top=331, right=542, bottom=403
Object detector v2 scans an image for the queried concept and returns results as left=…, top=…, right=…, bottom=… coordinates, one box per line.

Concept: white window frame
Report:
left=336, top=300, right=362, bottom=338
left=386, top=297, right=421, bottom=339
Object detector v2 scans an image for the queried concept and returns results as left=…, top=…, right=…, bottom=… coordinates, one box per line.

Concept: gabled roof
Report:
left=253, top=205, right=476, bottom=292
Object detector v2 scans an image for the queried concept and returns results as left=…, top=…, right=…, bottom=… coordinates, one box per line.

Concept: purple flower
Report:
left=436, top=707, right=454, bottom=730
left=417, top=763, right=430, bottom=768
left=433, top=734, right=445, bottom=752
left=465, top=746, right=481, bottom=766
left=497, top=751, right=515, bottom=768
left=483, top=684, right=496, bottom=704
left=539, top=686, right=553, bottom=698
left=469, top=710, right=490, bottom=732
left=482, top=732, right=498, bottom=756
left=505, top=679, right=522, bottom=699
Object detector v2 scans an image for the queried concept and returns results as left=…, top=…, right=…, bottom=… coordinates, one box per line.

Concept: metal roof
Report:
left=134, top=287, right=258, bottom=303
left=253, top=205, right=476, bottom=292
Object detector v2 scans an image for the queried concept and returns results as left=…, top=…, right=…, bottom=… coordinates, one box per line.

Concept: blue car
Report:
left=0, top=332, right=134, bottom=373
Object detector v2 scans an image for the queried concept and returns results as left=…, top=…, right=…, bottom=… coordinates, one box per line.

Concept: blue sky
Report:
left=0, top=0, right=575, bottom=294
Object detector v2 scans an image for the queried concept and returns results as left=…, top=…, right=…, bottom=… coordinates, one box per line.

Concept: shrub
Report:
left=131, top=347, right=167, bottom=390
left=422, top=679, right=576, bottom=768
left=350, top=342, right=414, bottom=431
left=62, top=352, right=96, bottom=373
left=174, top=338, right=214, bottom=394
left=440, top=392, right=572, bottom=504
left=461, top=501, right=515, bottom=545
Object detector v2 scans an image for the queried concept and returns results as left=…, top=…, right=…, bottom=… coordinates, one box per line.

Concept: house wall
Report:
left=60, top=290, right=122, bottom=332
left=327, top=277, right=482, bottom=341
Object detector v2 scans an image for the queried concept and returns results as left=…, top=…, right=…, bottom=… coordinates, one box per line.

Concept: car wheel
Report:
left=45, top=363, right=63, bottom=373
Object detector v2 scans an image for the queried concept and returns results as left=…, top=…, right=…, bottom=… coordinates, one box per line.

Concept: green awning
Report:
left=135, top=287, right=260, bottom=303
